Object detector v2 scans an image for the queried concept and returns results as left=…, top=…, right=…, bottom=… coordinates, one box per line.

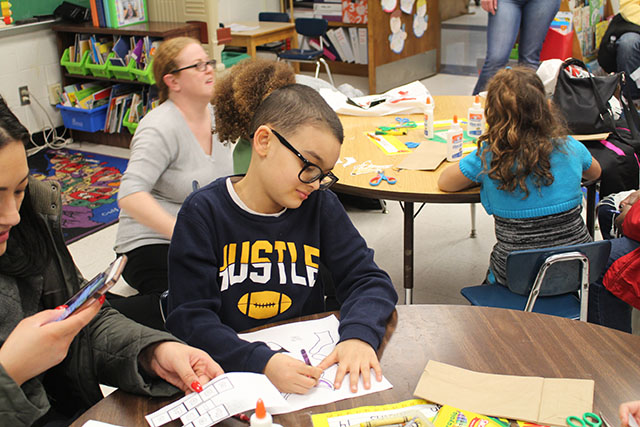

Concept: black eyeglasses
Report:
left=270, top=128, right=338, bottom=190
left=170, top=59, right=216, bottom=74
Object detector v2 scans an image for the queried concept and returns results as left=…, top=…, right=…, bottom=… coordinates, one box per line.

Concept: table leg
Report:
left=404, top=202, right=414, bottom=304
left=470, top=203, right=477, bottom=238
left=586, top=183, right=596, bottom=238
left=247, top=41, right=257, bottom=58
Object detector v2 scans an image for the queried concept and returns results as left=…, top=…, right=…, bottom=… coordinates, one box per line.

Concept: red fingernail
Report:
left=98, top=295, right=106, bottom=304
left=191, top=381, right=203, bottom=393
left=55, top=305, right=68, bottom=310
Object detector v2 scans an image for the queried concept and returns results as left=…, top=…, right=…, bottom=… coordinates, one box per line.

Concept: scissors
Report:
left=395, top=117, right=417, bottom=128
left=567, top=412, right=602, bottom=427
left=370, top=170, right=397, bottom=186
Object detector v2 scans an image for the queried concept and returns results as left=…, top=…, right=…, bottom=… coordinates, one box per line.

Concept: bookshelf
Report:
left=291, top=1, right=440, bottom=93
left=51, top=21, right=200, bottom=148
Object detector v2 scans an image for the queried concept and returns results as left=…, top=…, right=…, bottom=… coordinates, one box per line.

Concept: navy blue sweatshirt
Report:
left=165, top=177, right=398, bottom=374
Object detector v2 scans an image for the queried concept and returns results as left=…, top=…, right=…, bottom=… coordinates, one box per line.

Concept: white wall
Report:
left=0, top=25, right=63, bottom=134
left=218, top=0, right=282, bottom=24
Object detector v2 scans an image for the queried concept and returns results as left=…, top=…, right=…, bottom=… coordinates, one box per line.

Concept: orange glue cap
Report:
left=453, top=114, right=458, bottom=123
left=256, top=398, right=266, bottom=419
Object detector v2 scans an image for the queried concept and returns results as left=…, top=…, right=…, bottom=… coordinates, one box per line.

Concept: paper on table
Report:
left=395, top=141, right=447, bottom=171
left=144, top=373, right=287, bottom=427
left=228, top=23, right=260, bottom=32
left=413, top=360, right=594, bottom=426
left=239, top=315, right=393, bottom=415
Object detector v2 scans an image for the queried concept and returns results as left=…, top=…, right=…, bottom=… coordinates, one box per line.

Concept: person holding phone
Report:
left=0, top=96, right=224, bottom=426
left=113, top=37, right=233, bottom=330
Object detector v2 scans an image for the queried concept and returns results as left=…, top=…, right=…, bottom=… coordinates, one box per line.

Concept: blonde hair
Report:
left=153, top=36, right=201, bottom=103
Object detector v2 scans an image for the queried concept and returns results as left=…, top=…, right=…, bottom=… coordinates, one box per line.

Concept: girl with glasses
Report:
left=166, top=82, right=398, bottom=395
left=112, top=37, right=233, bottom=330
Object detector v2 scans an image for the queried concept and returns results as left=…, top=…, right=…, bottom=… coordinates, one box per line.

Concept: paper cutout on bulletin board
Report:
left=413, top=13, right=428, bottom=37
left=389, top=10, right=407, bottom=54
left=381, top=0, right=397, bottom=13
left=400, top=0, right=415, bottom=14
left=416, top=0, right=427, bottom=15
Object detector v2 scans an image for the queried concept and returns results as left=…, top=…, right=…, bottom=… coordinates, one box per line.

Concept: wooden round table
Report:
left=71, top=305, right=640, bottom=427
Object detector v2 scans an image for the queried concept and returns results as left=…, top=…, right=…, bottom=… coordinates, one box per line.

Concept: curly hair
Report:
left=477, top=66, right=569, bottom=198
left=212, top=58, right=296, bottom=143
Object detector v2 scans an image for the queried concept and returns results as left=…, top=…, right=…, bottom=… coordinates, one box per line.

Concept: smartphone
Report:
left=55, top=255, right=127, bottom=322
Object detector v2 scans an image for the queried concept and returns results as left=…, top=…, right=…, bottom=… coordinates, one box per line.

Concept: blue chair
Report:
left=277, top=18, right=335, bottom=87
left=460, top=240, right=611, bottom=321
left=258, top=12, right=291, bottom=53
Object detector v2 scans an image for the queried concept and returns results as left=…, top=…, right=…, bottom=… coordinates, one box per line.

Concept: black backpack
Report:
left=598, top=14, right=640, bottom=73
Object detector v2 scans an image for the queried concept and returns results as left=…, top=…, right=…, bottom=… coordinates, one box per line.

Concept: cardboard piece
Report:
left=413, top=361, right=594, bottom=426
left=395, top=141, right=446, bottom=171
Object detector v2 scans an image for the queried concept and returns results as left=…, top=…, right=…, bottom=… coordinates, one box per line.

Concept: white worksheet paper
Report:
left=144, top=373, right=287, bottom=427
left=238, top=315, right=393, bottom=415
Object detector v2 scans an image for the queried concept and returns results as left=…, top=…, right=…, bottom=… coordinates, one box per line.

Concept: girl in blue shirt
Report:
left=438, top=67, right=601, bottom=285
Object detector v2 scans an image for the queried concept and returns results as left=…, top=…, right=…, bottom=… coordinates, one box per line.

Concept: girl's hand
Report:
left=264, top=353, right=322, bottom=394
left=620, top=401, right=640, bottom=427
left=0, top=300, right=103, bottom=386
left=481, top=0, right=498, bottom=14
left=317, top=339, right=382, bottom=393
left=139, top=342, right=224, bottom=394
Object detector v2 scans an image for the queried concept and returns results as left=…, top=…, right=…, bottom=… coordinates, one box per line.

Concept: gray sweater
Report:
left=115, top=100, right=233, bottom=253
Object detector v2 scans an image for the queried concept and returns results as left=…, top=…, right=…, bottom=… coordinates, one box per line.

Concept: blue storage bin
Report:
left=57, top=104, right=108, bottom=133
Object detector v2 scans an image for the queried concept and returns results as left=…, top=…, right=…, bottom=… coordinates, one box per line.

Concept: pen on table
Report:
left=375, top=130, right=407, bottom=136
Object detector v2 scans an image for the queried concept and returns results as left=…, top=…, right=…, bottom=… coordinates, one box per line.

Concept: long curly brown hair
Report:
left=477, top=67, right=569, bottom=198
left=212, top=58, right=296, bottom=143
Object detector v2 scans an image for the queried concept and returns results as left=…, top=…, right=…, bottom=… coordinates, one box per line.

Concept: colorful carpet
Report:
left=28, top=148, right=128, bottom=244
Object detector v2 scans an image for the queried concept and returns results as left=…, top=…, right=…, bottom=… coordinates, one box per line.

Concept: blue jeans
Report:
left=616, top=32, right=640, bottom=99
left=473, top=0, right=561, bottom=94
left=588, top=236, right=640, bottom=333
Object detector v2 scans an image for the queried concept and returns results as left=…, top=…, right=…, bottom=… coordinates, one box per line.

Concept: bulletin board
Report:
left=10, top=0, right=91, bottom=22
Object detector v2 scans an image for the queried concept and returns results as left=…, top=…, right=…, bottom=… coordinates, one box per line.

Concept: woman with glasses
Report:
left=165, top=83, right=398, bottom=395
left=113, top=37, right=233, bottom=330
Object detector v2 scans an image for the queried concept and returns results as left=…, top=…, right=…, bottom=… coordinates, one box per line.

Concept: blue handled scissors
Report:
left=370, top=170, right=397, bottom=186
left=567, top=412, right=603, bottom=427
left=395, top=117, right=417, bottom=128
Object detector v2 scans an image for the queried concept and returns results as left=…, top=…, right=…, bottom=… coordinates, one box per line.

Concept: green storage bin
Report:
left=221, top=51, right=250, bottom=68
left=60, top=48, right=90, bottom=76
left=85, top=52, right=114, bottom=78
left=509, top=44, right=519, bottom=61
left=132, top=58, right=155, bottom=84
left=108, top=58, right=136, bottom=80
left=122, top=108, right=138, bottom=134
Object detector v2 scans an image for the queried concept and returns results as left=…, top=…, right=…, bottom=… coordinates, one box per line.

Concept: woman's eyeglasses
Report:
left=270, top=128, right=338, bottom=190
left=170, top=59, right=216, bottom=74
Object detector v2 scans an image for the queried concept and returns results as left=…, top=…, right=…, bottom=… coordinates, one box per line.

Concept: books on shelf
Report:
left=89, top=0, right=148, bottom=28
left=317, top=26, right=367, bottom=64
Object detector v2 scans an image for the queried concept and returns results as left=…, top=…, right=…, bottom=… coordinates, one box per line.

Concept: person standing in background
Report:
left=473, top=0, right=560, bottom=94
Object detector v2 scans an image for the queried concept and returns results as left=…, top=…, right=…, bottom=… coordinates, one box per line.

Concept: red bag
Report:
left=603, top=203, right=640, bottom=309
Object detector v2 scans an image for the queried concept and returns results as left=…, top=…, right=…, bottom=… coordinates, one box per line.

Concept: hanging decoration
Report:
left=413, top=0, right=428, bottom=37
left=381, top=0, right=397, bottom=13
left=389, top=9, right=407, bottom=53
left=400, top=0, right=415, bottom=14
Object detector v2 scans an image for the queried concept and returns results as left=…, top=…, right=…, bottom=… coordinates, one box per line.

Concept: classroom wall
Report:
left=218, top=0, right=282, bottom=24
left=0, top=28, right=63, bottom=133
left=11, top=0, right=91, bottom=22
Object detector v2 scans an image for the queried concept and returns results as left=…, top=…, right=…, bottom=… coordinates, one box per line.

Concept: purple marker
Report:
left=301, top=349, right=311, bottom=366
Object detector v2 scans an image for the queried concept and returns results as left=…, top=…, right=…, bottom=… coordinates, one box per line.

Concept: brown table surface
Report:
left=71, top=305, right=640, bottom=427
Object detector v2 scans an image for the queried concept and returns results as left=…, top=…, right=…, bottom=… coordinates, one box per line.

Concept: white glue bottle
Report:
left=467, top=95, right=485, bottom=137
left=446, top=115, right=464, bottom=162
left=250, top=398, right=282, bottom=427
left=424, top=97, right=434, bottom=139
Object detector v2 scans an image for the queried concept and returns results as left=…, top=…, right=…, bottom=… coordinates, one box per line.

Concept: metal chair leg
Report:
left=470, top=203, right=477, bottom=238
left=318, top=57, right=335, bottom=87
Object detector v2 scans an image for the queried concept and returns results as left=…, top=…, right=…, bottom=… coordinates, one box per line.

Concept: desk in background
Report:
left=335, top=95, right=598, bottom=304
left=71, top=305, right=640, bottom=426
left=227, top=21, right=297, bottom=59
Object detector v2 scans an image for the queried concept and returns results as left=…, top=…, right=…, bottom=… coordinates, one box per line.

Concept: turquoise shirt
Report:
left=459, top=136, right=592, bottom=219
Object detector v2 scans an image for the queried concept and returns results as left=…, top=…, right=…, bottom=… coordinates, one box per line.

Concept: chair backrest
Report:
left=506, top=240, right=612, bottom=297
left=294, top=17, right=329, bottom=38
left=259, top=12, right=290, bottom=23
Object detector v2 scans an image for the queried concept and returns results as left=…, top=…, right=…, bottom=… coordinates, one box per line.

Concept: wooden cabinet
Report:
left=296, top=1, right=441, bottom=94
left=51, top=21, right=199, bottom=148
